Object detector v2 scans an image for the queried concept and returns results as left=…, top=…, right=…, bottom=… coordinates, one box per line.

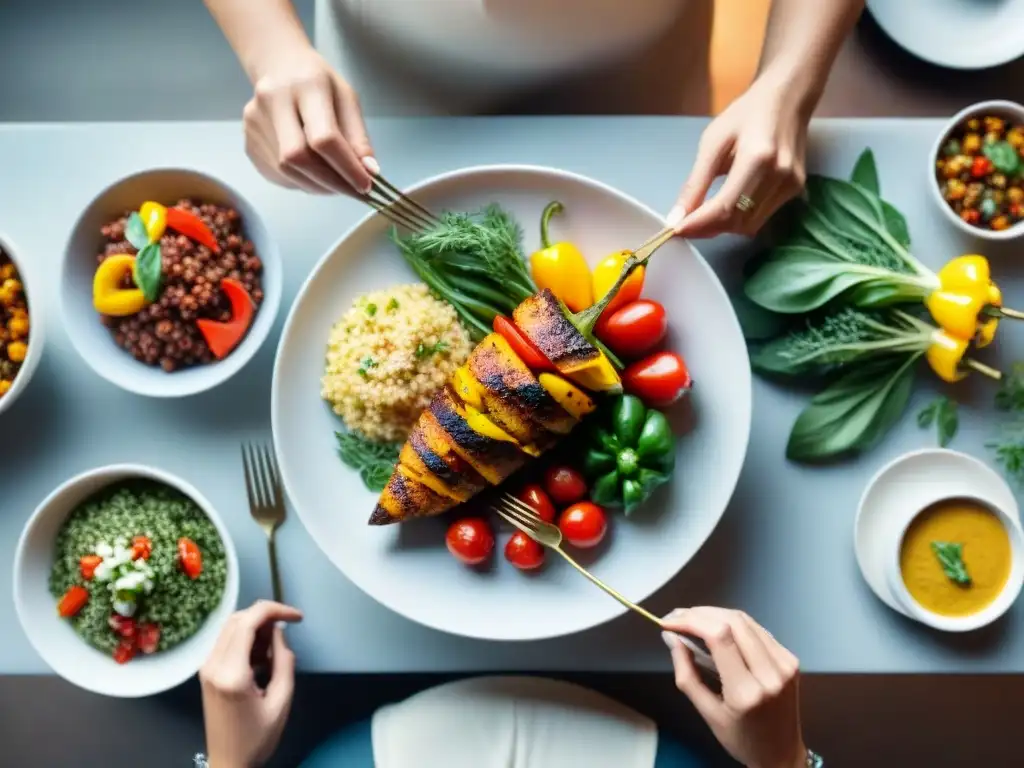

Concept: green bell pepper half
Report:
left=583, top=394, right=675, bottom=514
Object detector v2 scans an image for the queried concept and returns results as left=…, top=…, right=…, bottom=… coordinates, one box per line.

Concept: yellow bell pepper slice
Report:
left=562, top=351, right=622, bottom=394
left=451, top=365, right=486, bottom=411
left=538, top=373, right=596, bottom=419
left=924, top=290, right=988, bottom=342
left=92, top=255, right=147, bottom=316
left=926, top=331, right=969, bottom=383
left=592, top=250, right=645, bottom=321
left=977, top=283, right=1002, bottom=348
left=139, top=201, right=167, bottom=243
left=529, top=201, right=593, bottom=313
left=937, top=254, right=991, bottom=292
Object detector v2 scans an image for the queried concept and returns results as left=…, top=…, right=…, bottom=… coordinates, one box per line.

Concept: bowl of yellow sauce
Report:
left=890, top=496, right=1024, bottom=632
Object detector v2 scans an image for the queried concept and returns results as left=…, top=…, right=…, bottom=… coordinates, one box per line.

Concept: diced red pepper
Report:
left=57, top=586, right=89, bottom=618
left=165, top=206, right=221, bottom=253
left=130, top=535, right=152, bottom=561
left=79, top=555, right=103, bottom=580
left=113, top=640, right=136, bottom=665
left=196, top=278, right=254, bottom=360
left=137, top=623, right=161, bottom=654
left=961, top=208, right=982, bottom=225
left=971, top=156, right=992, bottom=178
left=178, top=537, right=203, bottom=579
left=108, top=614, right=137, bottom=639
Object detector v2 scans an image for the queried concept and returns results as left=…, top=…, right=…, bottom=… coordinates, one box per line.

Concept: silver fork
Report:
left=363, top=175, right=441, bottom=233
left=493, top=492, right=719, bottom=679
left=242, top=443, right=286, bottom=603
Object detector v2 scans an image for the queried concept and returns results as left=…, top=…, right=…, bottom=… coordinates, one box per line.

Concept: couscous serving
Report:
left=322, top=283, right=472, bottom=442
left=49, top=481, right=227, bottom=664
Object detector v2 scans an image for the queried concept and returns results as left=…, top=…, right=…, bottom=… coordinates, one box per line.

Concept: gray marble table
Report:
left=1, top=117, right=1022, bottom=675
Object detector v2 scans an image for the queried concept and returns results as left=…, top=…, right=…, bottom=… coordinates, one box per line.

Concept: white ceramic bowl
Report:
left=928, top=100, right=1024, bottom=242
left=887, top=494, right=1024, bottom=633
left=855, top=448, right=1024, bottom=633
left=0, top=232, right=45, bottom=417
left=13, top=464, right=240, bottom=698
left=272, top=164, right=751, bottom=641
left=61, top=168, right=282, bottom=397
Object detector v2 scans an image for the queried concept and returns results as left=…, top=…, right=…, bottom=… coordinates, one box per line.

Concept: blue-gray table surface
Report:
left=1, top=117, right=1021, bottom=675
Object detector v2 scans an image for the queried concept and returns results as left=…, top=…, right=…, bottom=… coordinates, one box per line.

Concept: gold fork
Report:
left=492, top=493, right=719, bottom=679
left=242, top=443, right=287, bottom=603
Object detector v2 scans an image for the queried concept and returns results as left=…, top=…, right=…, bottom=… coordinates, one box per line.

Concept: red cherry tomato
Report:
left=445, top=518, right=495, bottom=566
left=57, top=586, right=89, bottom=618
left=504, top=532, right=545, bottom=570
left=131, top=535, right=152, bottom=561
left=516, top=484, right=557, bottom=523
left=622, top=351, right=692, bottom=408
left=113, top=640, right=136, bottom=665
left=493, top=316, right=553, bottom=372
left=596, top=299, right=668, bottom=359
left=178, top=537, right=203, bottom=579
left=79, top=554, right=103, bottom=580
left=559, top=502, right=608, bottom=549
left=108, top=614, right=137, bottom=639
left=543, top=466, right=588, bottom=506
left=137, top=623, right=161, bottom=655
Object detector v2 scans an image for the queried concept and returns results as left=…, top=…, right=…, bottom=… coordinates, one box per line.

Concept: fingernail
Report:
left=275, top=620, right=287, bottom=631
left=362, top=156, right=380, bottom=175
left=661, top=631, right=681, bottom=650
left=665, top=206, right=685, bottom=230
left=661, top=608, right=687, bottom=622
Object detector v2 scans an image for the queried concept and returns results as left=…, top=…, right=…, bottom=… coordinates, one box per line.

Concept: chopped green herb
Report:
left=335, top=431, right=400, bottom=492
left=386, top=297, right=399, bottom=312
left=917, top=396, right=958, bottom=447
left=361, top=357, right=378, bottom=369
left=366, top=303, right=378, bottom=317
left=357, top=368, right=368, bottom=379
left=415, top=340, right=450, bottom=359
left=930, top=541, right=971, bottom=585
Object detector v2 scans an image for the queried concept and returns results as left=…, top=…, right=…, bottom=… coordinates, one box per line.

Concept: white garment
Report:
left=315, top=0, right=686, bottom=114
left=371, top=676, right=659, bottom=768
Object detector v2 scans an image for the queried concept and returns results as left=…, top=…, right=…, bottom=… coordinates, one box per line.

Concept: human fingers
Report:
left=676, top=145, right=772, bottom=239
left=708, top=609, right=783, bottom=694
left=222, top=601, right=303, bottom=667
left=662, top=630, right=723, bottom=723
left=264, top=625, right=297, bottom=718
left=332, top=75, right=378, bottom=180
left=243, top=105, right=300, bottom=190
left=297, top=81, right=372, bottom=195
left=662, top=608, right=759, bottom=701
left=667, top=129, right=734, bottom=232
left=744, top=614, right=800, bottom=680
left=261, top=85, right=346, bottom=194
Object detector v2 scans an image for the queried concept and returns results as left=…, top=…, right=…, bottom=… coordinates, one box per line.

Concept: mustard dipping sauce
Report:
left=899, top=499, right=1012, bottom=618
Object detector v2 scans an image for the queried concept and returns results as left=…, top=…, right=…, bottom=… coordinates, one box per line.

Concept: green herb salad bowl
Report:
left=13, top=463, right=239, bottom=698
left=60, top=167, right=282, bottom=398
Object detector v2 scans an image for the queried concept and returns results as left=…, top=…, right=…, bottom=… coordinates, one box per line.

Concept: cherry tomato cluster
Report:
left=595, top=297, right=691, bottom=408
left=445, top=465, right=609, bottom=570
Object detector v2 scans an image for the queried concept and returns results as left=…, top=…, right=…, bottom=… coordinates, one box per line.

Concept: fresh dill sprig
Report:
left=335, top=431, right=400, bottom=492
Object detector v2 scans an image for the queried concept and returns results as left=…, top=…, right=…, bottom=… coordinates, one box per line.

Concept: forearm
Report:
left=204, top=0, right=313, bottom=81
left=757, top=0, right=864, bottom=108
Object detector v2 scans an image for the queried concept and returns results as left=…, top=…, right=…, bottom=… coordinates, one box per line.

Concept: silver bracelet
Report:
left=807, top=749, right=824, bottom=767
left=193, top=754, right=209, bottom=768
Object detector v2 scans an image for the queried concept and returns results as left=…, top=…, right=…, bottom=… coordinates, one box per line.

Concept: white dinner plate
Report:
left=867, top=0, right=1024, bottom=70
left=854, top=448, right=1020, bottom=614
left=271, top=166, right=751, bottom=641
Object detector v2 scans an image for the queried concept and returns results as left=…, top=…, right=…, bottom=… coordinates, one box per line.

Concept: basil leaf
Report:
left=937, top=400, right=959, bottom=447
left=786, top=354, right=917, bottom=462
left=931, top=541, right=971, bottom=585
left=917, top=401, right=937, bottom=428
left=793, top=204, right=911, bottom=274
left=805, top=176, right=912, bottom=262
left=125, top=212, right=150, bottom=250
left=850, top=149, right=880, bottom=195
left=132, top=243, right=163, bottom=303
left=983, top=140, right=1021, bottom=176
left=744, top=246, right=880, bottom=313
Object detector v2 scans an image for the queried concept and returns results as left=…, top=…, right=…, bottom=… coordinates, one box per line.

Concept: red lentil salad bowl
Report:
left=60, top=168, right=282, bottom=397
left=930, top=100, right=1024, bottom=242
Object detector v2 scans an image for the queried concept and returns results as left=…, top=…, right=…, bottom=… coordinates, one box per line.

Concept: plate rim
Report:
left=270, top=163, right=752, bottom=641
left=866, top=0, right=1024, bottom=70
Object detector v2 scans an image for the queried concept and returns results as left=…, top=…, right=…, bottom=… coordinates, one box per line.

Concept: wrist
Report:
left=755, top=56, right=826, bottom=118
left=244, top=31, right=315, bottom=83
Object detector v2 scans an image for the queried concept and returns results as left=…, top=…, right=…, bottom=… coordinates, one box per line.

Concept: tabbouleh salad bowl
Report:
left=13, top=463, right=239, bottom=698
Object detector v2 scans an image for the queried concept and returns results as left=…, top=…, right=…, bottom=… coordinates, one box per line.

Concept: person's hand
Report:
left=662, top=607, right=805, bottom=768
left=200, top=600, right=304, bottom=768
left=243, top=46, right=375, bottom=196
left=667, top=74, right=811, bottom=239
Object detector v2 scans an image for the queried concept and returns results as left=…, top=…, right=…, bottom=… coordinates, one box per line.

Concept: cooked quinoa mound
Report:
left=322, top=283, right=472, bottom=442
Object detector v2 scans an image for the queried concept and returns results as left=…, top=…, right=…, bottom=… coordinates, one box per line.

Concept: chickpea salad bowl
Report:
left=0, top=233, right=44, bottom=417
left=61, top=168, right=282, bottom=398
left=13, top=464, right=239, bottom=698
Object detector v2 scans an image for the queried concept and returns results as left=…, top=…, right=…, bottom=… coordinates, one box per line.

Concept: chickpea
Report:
left=0, top=264, right=14, bottom=281
left=1008, top=128, right=1024, bottom=149
left=967, top=117, right=981, bottom=132
left=6, top=341, right=27, bottom=363
left=0, top=380, right=10, bottom=396
left=2, top=278, right=22, bottom=295
left=991, top=215, right=1012, bottom=231
left=962, top=133, right=982, bottom=154
left=945, top=179, right=968, bottom=201
left=7, top=314, right=28, bottom=338
left=1008, top=187, right=1024, bottom=204
left=984, top=116, right=1005, bottom=135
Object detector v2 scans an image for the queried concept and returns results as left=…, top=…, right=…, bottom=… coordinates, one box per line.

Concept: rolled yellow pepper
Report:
left=937, top=254, right=990, bottom=292
left=926, top=254, right=1023, bottom=346
left=924, top=290, right=987, bottom=342
left=93, top=255, right=147, bottom=316
left=529, top=201, right=593, bottom=313
left=139, top=201, right=167, bottom=243
left=592, top=249, right=645, bottom=323
left=926, top=329, right=1001, bottom=383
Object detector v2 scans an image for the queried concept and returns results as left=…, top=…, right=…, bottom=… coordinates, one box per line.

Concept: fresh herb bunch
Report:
left=335, top=431, right=400, bottom=492
left=989, top=364, right=1024, bottom=483
left=917, top=396, right=958, bottom=448
left=742, top=149, right=939, bottom=463
left=391, top=205, right=536, bottom=340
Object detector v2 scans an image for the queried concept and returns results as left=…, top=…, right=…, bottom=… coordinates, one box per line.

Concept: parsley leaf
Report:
left=917, top=396, right=958, bottom=447
left=415, top=340, right=450, bottom=359
left=931, top=541, right=971, bottom=585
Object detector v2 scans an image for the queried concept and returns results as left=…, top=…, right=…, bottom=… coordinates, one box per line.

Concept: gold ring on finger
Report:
left=736, top=194, right=756, bottom=213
